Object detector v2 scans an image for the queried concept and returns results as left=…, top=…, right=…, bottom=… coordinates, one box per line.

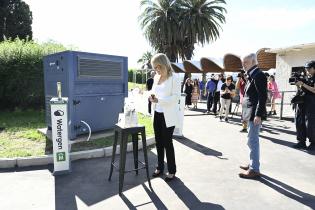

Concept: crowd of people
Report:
left=147, top=52, right=315, bottom=182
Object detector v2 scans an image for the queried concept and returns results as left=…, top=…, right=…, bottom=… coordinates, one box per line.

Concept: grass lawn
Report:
left=128, top=82, right=146, bottom=91
left=0, top=110, right=153, bottom=158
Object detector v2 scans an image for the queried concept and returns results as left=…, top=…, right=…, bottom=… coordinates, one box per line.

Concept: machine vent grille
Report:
left=78, top=57, right=122, bottom=79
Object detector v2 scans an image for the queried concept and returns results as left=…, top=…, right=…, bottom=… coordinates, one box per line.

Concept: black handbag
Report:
left=291, top=94, right=305, bottom=104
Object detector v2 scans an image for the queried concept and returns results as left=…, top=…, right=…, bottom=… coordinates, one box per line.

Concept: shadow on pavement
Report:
left=259, top=135, right=295, bottom=148
left=53, top=142, right=224, bottom=210
left=166, top=177, right=225, bottom=210
left=261, top=124, right=296, bottom=136
left=54, top=151, right=159, bottom=210
left=173, top=136, right=226, bottom=159
left=120, top=183, right=168, bottom=210
left=259, top=174, right=315, bottom=209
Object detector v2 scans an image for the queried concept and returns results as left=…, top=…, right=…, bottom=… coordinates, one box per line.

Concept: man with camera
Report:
left=293, top=60, right=315, bottom=151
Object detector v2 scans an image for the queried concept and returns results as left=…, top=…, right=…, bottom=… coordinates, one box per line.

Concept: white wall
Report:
left=275, top=47, right=315, bottom=118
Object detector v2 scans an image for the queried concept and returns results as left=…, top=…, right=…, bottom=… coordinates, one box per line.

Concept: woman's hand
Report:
left=149, top=96, right=158, bottom=103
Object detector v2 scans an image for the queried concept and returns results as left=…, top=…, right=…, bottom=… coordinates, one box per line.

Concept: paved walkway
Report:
left=1, top=102, right=315, bottom=210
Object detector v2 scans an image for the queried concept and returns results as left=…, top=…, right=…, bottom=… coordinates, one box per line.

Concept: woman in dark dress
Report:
left=184, top=78, right=193, bottom=108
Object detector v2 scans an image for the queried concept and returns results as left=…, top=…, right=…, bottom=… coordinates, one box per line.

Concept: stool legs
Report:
left=132, top=133, right=139, bottom=175
left=108, top=130, right=118, bottom=181
left=141, top=130, right=152, bottom=189
left=119, top=132, right=128, bottom=195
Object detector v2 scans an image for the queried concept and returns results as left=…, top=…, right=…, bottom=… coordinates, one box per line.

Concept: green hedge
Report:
left=0, top=38, right=67, bottom=110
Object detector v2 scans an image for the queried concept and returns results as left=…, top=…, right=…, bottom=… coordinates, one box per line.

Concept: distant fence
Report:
left=266, top=90, right=296, bottom=120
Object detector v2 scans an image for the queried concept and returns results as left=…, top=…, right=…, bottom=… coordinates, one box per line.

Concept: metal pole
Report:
left=280, top=91, right=284, bottom=120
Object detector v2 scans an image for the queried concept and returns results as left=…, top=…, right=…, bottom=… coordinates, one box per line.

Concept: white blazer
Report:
left=151, top=73, right=181, bottom=128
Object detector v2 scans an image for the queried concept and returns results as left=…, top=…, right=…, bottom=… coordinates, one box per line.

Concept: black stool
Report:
left=108, top=124, right=152, bottom=195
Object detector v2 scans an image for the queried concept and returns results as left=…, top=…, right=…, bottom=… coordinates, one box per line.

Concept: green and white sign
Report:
left=51, top=97, right=70, bottom=175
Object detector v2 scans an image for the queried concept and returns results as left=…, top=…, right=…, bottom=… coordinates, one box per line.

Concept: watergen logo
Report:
left=54, top=110, right=64, bottom=116
left=56, top=152, right=66, bottom=162
left=56, top=119, right=63, bottom=150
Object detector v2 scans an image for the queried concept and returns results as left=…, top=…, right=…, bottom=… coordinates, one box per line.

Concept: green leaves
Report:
left=0, top=38, right=68, bottom=110
left=139, top=0, right=227, bottom=61
left=0, top=0, right=33, bottom=41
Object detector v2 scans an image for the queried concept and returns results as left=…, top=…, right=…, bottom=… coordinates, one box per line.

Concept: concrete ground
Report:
left=1, top=102, right=315, bottom=210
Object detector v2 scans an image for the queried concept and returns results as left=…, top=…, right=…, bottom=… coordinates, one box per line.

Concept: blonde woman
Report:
left=149, top=53, right=181, bottom=182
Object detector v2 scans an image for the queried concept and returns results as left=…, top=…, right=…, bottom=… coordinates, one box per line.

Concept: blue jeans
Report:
left=247, top=121, right=261, bottom=172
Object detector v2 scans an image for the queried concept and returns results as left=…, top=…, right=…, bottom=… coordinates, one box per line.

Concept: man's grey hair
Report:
left=243, top=53, right=258, bottom=64
left=150, top=70, right=156, bottom=77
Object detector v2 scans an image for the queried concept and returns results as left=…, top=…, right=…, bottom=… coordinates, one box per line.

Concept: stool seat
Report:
left=108, top=124, right=152, bottom=195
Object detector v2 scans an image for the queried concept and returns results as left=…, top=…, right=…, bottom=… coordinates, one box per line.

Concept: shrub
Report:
left=0, top=38, right=67, bottom=110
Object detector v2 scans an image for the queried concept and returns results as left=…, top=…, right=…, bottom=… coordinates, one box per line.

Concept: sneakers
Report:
left=293, top=141, right=307, bottom=149
left=219, top=116, right=223, bottom=121
left=225, top=118, right=229, bottom=122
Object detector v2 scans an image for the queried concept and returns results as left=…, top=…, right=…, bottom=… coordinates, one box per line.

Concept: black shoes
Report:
left=225, top=118, right=229, bottom=122
left=268, top=110, right=277, bottom=116
left=240, top=128, right=248, bottom=133
left=164, top=174, right=176, bottom=182
left=152, top=169, right=163, bottom=177
left=307, top=143, right=315, bottom=151
left=293, top=142, right=307, bottom=149
left=292, top=142, right=315, bottom=150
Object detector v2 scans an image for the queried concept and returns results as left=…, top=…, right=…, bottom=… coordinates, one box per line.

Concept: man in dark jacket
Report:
left=239, top=53, right=267, bottom=179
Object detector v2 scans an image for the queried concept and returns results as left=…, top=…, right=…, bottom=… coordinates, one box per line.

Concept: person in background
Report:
left=239, top=53, right=267, bottom=179
left=191, top=79, right=200, bottom=109
left=184, top=78, right=193, bottom=109
left=199, top=79, right=205, bottom=101
left=267, top=75, right=281, bottom=116
left=205, top=74, right=217, bottom=114
left=219, top=76, right=235, bottom=122
left=149, top=53, right=181, bottom=182
left=293, top=60, right=315, bottom=150
left=212, top=74, right=224, bottom=115
left=236, top=70, right=248, bottom=132
left=146, top=70, right=156, bottom=115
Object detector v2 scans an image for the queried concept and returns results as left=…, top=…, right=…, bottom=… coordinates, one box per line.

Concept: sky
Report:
left=24, top=0, right=315, bottom=68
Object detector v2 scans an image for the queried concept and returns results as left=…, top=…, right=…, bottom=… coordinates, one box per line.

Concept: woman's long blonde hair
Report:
left=151, top=53, right=173, bottom=78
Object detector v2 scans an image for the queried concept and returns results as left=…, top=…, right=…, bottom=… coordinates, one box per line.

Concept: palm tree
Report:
left=137, top=51, right=153, bottom=70
left=139, top=0, right=180, bottom=62
left=179, top=0, right=226, bottom=91
left=139, top=0, right=227, bottom=91
left=179, top=0, right=226, bottom=59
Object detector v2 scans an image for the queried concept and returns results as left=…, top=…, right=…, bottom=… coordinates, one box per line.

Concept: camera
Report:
left=289, top=70, right=308, bottom=85
left=237, top=70, right=245, bottom=78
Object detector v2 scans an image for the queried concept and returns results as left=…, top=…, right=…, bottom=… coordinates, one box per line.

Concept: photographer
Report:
left=293, top=60, right=315, bottom=150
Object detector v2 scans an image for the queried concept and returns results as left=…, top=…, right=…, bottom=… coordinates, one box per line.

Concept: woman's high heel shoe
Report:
left=152, top=169, right=163, bottom=177
left=164, top=174, right=176, bottom=182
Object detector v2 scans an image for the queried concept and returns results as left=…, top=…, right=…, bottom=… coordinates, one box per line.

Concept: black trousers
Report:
left=153, top=112, right=176, bottom=174
left=148, top=100, right=152, bottom=114
left=296, top=104, right=307, bottom=142
left=295, top=104, right=315, bottom=143
left=212, top=91, right=221, bottom=113
left=207, top=92, right=214, bottom=111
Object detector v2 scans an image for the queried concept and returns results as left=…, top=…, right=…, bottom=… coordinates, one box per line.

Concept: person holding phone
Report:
left=149, top=53, right=181, bottom=182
